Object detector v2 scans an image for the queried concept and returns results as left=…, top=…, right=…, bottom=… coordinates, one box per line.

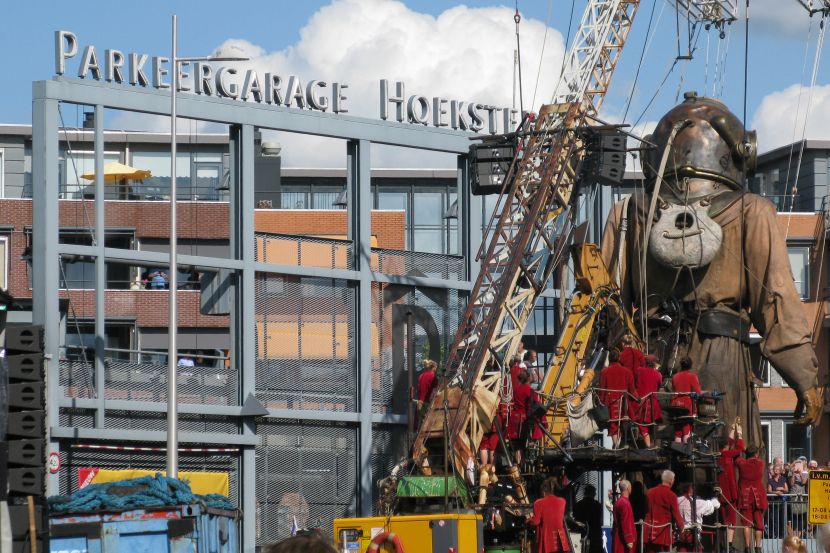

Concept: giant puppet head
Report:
left=639, top=92, right=757, bottom=270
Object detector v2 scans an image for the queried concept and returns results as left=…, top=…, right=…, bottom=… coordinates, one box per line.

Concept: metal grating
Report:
left=56, top=446, right=239, bottom=507
left=59, top=359, right=238, bottom=406
left=255, top=232, right=354, bottom=271
left=104, top=410, right=238, bottom=434
left=59, top=408, right=95, bottom=429
left=255, top=275, right=357, bottom=411
left=255, top=420, right=357, bottom=545
left=370, top=425, right=408, bottom=514
left=372, top=284, right=462, bottom=414
left=373, top=248, right=466, bottom=281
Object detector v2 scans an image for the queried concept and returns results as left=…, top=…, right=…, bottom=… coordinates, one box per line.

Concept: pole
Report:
left=166, top=13, right=179, bottom=479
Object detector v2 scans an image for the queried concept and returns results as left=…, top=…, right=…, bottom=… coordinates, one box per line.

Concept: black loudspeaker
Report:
left=0, top=441, right=8, bottom=501
left=7, top=438, right=44, bottom=466
left=5, top=324, right=44, bottom=353
left=8, top=382, right=44, bottom=410
left=7, top=411, right=45, bottom=438
left=7, top=467, right=44, bottom=496
left=7, top=353, right=44, bottom=381
left=582, top=128, right=628, bottom=186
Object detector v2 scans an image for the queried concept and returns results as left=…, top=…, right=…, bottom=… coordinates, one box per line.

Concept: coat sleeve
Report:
left=744, top=198, right=818, bottom=394
left=671, top=493, right=685, bottom=529
left=622, top=503, right=637, bottom=546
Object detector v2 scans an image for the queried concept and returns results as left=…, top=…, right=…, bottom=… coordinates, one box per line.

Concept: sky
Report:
left=0, top=0, right=827, bottom=166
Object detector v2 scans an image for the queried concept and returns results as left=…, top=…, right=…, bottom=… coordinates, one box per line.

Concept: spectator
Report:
left=262, top=534, right=336, bottom=553
left=599, top=349, right=638, bottom=448
left=149, top=270, right=168, bottom=290
left=671, top=357, right=701, bottom=444
left=612, top=479, right=636, bottom=553
left=782, top=535, right=808, bottom=553
left=809, top=459, right=820, bottom=471
left=767, top=463, right=789, bottom=539
left=573, top=485, right=603, bottom=553
left=517, top=341, right=527, bottom=361
left=526, top=349, right=542, bottom=388
left=818, top=522, right=830, bottom=553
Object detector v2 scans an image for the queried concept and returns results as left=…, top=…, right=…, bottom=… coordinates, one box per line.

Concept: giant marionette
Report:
left=600, top=91, right=822, bottom=447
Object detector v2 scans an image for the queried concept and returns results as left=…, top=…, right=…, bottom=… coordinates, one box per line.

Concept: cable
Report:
left=530, top=0, right=556, bottom=111
left=622, top=0, right=659, bottom=123
left=515, top=6, right=525, bottom=115
left=742, top=0, right=750, bottom=135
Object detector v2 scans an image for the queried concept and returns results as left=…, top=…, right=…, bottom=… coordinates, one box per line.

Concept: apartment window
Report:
left=64, top=320, right=135, bottom=362
left=0, top=236, right=7, bottom=290
left=0, top=148, right=5, bottom=198
left=788, top=246, right=810, bottom=300
left=130, top=151, right=223, bottom=200
left=280, top=186, right=344, bottom=210
left=59, top=151, right=121, bottom=199
left=761, top=421, right=771, bottom=462
left=58, top=231, right=133, bottom=289
left=785, top=422, right=809, bottom=461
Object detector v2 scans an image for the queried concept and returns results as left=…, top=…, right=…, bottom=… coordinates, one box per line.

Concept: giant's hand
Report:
left=794, top=387, right=822, bottom=427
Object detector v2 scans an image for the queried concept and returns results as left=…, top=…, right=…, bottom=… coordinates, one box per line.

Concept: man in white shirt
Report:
left=676, top=483, right=720, bottom=552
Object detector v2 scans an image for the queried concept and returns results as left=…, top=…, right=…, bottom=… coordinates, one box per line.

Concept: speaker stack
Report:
left=3, top=324, right=48, bottom=553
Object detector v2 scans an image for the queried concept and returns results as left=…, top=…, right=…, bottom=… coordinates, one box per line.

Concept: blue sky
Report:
left=0, top=0, right=826, bottom=155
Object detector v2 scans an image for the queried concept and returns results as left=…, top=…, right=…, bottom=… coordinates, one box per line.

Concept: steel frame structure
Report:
left=32, top=77, right=482, bottom=552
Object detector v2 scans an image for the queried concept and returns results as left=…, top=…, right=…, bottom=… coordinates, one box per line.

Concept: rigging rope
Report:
left=622, top=0, right=660, bottom=123
left=514, top=5, right=525, bottom=115
left=530, top=0, right=556, bottom=111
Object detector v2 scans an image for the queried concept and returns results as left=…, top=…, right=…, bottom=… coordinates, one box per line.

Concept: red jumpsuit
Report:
left=508, top=382, right=535, bottom=440
left=718, top=437, right=745, bottom=525
left=736, top=456, right=768, bottom=530
left=635, top=365, right=663, bottom=437
left=620, top=346, right=644, bottom=378
left=529, top=495, right=571, bottom=552
left=417, top=370, right=437, bottom=403
left=613, top=496, right=637, bottom=553
left=599, top=362, right=637, bottom=437
left=644, top=483, right=684, bottom=553
left=671, top=370, right=701, bottom=438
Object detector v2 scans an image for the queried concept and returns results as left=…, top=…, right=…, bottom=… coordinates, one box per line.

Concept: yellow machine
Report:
left=333, top=513, right=483, bottom=553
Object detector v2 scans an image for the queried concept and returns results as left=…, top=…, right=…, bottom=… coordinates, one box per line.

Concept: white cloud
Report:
left=740, top=0, right=813, bottom=38
left=207, top=0, right=566, bottom=167
left=751, top=82, right=830, bottom=152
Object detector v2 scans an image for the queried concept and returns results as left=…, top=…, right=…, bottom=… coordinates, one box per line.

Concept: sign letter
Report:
left=105, top=49, right=125, bottom=83
left=306, top=80, right=329, bottom=111
left=379, top=80, right=405, bottom=122
left=264, top=74, right=283, bottom=105
left=194, top=63, right=214, bottom=95
left=78, top=46, right=101, bottom=80
left=153, top=56, right=170, bottom=89
left=241, top=70, right=263, bottom=103
left=332, top=83, right=348, bottom=113
left=216, top=67, right=239, bottom=99
left=129, top=53, right=149, bottom=87
left=55, top=31, right=77, bottom=75
left=285, top=76, right=306, bottom=108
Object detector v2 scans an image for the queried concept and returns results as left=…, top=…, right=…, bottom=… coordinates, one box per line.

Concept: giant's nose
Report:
left=675, top=212, right=694, bottom=230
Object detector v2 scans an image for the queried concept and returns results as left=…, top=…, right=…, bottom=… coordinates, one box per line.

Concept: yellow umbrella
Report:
left=80, top=162, right=152, bottom=183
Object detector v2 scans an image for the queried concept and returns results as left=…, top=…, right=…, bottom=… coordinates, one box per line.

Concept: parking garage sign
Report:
left=808, top=470, right=830, bottom=524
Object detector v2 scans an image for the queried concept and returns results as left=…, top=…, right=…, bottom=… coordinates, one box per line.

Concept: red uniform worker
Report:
left=644, top=471, right=684, bottom=553
left=509, top=370, right=536, bottom=465
left=613, top=480, right=637, bottom=553
left=671, top=357, right=702, bottom=442
left=736, top=446, right=768, bottom=550
left=417, top=359, right=438, bottom=403
left=635, top=357, right=663, bottom=447
left=620, top=345, right=644, bottom=378
left=599, top=349, right=638, bottom=445
left=528, top=479, right=571, bottom=553
left=718, top=426, right=745, bottom=549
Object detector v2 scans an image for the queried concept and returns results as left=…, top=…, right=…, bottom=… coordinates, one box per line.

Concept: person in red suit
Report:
left=635, top=355, right=663, bottom=448
left=644, top=470, right=684, bottom=553
left=509, top=370, right=536, bottom=464
left=528, top=477, right=571, bottom=552
left=509, top=354, right=524, bottom=391
left=599, top=349, right=638, bottom=448
left=619, top=336, right=645, bottom=378
left=736, top=445, right=768, bottom=553
left=671, top=357, right=702, bottom=443
left=718, top=421, right=745, bottom=551
left=613, top=479, right=637, bottom=553
left=417, top=359, right=438, bottom=404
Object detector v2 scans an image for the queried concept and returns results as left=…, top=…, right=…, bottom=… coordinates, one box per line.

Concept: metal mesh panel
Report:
left=59, top=408, right=95, bottom=429
left=370, top=425, right=408, bottom=514
left=372, top=284, right=462, bottom=414
left=255, top=420, right=357, bottom=545
left=373, top=248, right=466, bottom=280
left=60, top=360, right=238, bottom=405
left=255, top=232, right=354, bottom=271
left=57, top=446, right=239, bottom=507
left=255, top=275, right=357, bottom=411
left=103, top=410, right=238, bottom=434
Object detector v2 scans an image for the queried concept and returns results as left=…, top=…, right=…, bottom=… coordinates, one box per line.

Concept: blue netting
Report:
left=48, top=474, right=235, bottom=514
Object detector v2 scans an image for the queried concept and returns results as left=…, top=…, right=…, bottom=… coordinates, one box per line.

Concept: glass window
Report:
left=64, top=321, right=134, bottom=362
left=281, top=189, right=308, bottom=209
left=59, top=232, right=133, bottom=289
left=785, top=423, right=808, bottom=461
left=413, top=228, right=443, bottom=254
left=312, top=191, right=339, bottom=209
left=413, top=192, right=443, bottom=226
left=761, top=422, right=771, bottom=462
left=130, top=151, right=192, bottom=200
left=60, top=151, right=121, bottom=199
left=378, top=191, right=408, bottom=212
left=787, top=247, right=809, bottom=299
left=193, top=162, right=222, bottom=201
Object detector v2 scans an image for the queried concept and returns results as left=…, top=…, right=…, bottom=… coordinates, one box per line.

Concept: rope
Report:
left=47, top=474, right=235, bottom=514
left=530, top=0, right=556, bottom=110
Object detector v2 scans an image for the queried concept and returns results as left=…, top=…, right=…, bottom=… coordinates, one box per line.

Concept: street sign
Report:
left=808, top=469, right=830, bottom=524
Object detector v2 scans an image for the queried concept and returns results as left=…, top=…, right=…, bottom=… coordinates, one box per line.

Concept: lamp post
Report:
left=167, top=15, right=247, bottom=478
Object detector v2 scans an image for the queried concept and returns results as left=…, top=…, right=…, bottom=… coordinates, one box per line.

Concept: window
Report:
left=130, top=151, right=223, bottom=200
left=64, top=320, right=135, bottom=362
left=0, top=148, right=4, bottom=198
left=0, top=236, right=7, bottom=289
left=280, top=186, right=344, bottom=209
left=58, top=231, right=133, bottom=289
left=785, top=423, right=809, bottom=461
left=788, top=246, right=810, bottom=299
left=59, top=151, right=121, bottom=199
left=761, top=421, right=771, bottom=462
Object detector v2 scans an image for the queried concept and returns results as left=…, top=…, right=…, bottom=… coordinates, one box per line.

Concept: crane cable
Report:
left=514, top=2, right=525, bottom=116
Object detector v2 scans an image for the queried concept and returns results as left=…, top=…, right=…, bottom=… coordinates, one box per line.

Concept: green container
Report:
left=483, top=547, right=521, bottom=552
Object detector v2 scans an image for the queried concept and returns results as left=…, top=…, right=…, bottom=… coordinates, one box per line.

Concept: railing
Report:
left=255, top=232, right=354, bottom=271
left=57, top=181, right=228, bottom=202
left=763, top=493, right=817, bottom=548
left=372, top=247, right=466, bottom=280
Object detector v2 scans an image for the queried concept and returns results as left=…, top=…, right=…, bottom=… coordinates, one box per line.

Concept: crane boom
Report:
left=413, top=0, right=643, bottom=492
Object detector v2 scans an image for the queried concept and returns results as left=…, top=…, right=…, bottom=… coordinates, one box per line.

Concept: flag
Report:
left=291, top=516, right=299, bottom=537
